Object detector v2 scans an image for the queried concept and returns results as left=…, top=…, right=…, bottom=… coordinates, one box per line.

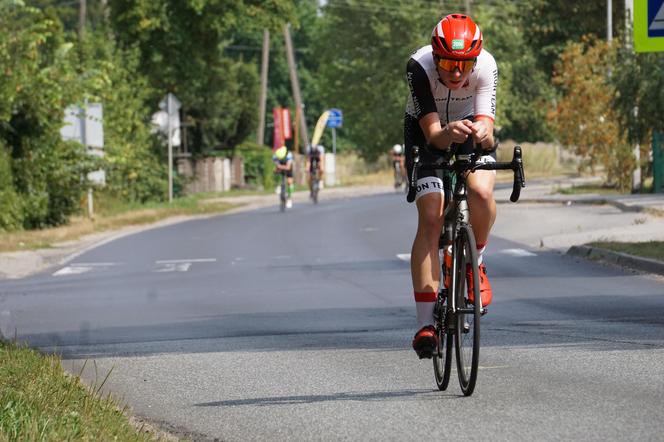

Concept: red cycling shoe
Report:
left=467, top=263, right=492, bottom=307
left=412, top=325, right=437, bottom=359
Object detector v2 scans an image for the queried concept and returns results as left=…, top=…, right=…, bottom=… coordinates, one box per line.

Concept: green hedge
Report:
left=0, top=144, right=22, bottom=231
left=236, top=142, right=274, bottom=190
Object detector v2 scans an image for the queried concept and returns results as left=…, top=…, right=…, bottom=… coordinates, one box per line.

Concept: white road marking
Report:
left=70, top=262, right=118, bottom=267
left=155, top=258, right=217, bottom=264
left=397, top=253, right=411, bottom=262
left=154, top=263, right=192, bottom=273
left=53, top=262, right=117, bottom=276
left=496, top=248, right=537, bottom=257
left=362, top=227, right=378, bottom=232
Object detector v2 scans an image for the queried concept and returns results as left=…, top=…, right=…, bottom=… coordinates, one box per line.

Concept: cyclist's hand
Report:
left=470, top=120, right=492, bottom=149
left=446, top=120, right=473, bottom=144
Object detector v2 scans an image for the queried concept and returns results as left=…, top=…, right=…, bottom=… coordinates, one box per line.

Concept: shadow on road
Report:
left=194, top=388, right=461, bottom=407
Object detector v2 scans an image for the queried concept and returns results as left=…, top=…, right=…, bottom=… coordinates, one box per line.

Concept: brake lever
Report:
left=406, top=146, right=420, bottom=203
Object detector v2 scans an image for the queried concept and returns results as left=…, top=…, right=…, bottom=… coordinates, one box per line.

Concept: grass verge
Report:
left=587, top=241, right=664, bottom=262
left=0, top=340, right=166, bottom=441
left=556, top=184, right=622, bottom=195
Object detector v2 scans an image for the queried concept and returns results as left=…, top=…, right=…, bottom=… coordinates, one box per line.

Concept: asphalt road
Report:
left=1, top=191, right=663, bottom=441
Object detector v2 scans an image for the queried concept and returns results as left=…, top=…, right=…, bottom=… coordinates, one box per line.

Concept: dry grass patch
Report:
left=0, top=198, right=235, bottom=253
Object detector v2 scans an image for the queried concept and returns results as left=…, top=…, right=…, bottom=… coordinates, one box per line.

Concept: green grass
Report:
left=588, top=241, right=664, bottom=261
left=0, top=340, right=164, bottom=441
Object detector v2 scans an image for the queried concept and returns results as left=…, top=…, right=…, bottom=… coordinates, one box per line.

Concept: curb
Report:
left=496, top=197, right=664, bottom=216
left=567, top=245, right=664, bottom=276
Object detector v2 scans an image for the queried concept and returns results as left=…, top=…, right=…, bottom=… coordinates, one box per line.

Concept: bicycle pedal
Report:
left=481, top=308, right=488, bottom=316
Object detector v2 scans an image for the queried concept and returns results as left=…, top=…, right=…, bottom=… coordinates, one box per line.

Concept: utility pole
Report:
left=464, top=0, right=471, bottom=15
left=78, top=0, right=86, bottom=40
left=607, top=0, right=613, bottom=42
left=624, top=0, right=640, bottom=191
left=257, top=30, right=270, bottom=146
left=283, top=23, right=310, bottom=148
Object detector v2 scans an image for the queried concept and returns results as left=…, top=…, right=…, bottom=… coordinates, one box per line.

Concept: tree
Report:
left=474, top=1, right=553, bottom=142
left=612, top=50, right=664, bottom=145
left=314, top=0, right=439, bottom=159
left=0, top=2, right=93, bottom=229
left=550, top=38, right=634, bottom=190
left=523, top=0, right=625, bottom=78
left=108, top=0, right=296, bottom=153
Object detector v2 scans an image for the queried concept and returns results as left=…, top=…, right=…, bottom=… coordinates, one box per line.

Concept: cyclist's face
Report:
left=437, top=65, right=471, bottom=90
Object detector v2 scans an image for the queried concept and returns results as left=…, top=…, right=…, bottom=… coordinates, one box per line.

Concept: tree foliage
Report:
left=550, top=38, right=634, bottom=191
left=0, top=2, right=92, bottom=229
left=108, top=0, right=296, bottom=153
left=612, top=50, right=664, bottom=145
left=314, top=0, right=438, bottom=160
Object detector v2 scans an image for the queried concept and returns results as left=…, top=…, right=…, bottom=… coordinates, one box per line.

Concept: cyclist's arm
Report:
left=473, top=52, right=498, bottom=150
left=420, top=113, right=474, bottom=151
left=471, top=117, right=495, bottom=150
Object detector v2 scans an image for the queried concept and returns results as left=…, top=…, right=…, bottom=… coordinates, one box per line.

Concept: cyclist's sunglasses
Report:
left=434, top=56, right=476, bottom=74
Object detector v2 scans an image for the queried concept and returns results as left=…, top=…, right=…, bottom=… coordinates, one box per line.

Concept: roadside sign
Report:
left=327, top=108, right=343, bottom=128
left=634, top=0, right=664, bottom=52
left=61, top=103, right=105, bottom=185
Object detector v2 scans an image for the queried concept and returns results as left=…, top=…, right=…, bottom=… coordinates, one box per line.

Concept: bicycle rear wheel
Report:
left=433, top=292, right=453, bottom=390
left=312, top=179, right=319, bottom=204
left=454, top=224, right=481, bottom=396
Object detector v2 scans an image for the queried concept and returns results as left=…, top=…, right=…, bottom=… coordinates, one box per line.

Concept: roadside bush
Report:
left=0, top=144, right=22, bottom=231
left=0, top=3, right=93, bottom=229
left=235, top=142, right=274, bottom=190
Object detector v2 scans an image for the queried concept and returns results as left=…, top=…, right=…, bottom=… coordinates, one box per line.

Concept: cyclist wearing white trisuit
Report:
left=405, top=14, right=498, bottom=359
left=391, top=144, right=406, bottom=187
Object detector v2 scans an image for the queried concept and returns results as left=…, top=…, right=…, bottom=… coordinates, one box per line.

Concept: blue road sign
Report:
left=327, top=108, right=343, bottom=128
left=649, top=0, right=664, bottom=37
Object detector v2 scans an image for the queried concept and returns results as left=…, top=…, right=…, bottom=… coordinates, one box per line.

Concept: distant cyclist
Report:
left=391, top=144, right=406, bottom=189
left=306, top=144, right=325, bottom=198
left=273, top=146, right=294, bottom=209
left=405, top=14, right=498, bottom=359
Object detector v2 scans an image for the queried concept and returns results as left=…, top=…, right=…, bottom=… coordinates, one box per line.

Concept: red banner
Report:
left=282, top=108, right=292, bottom=140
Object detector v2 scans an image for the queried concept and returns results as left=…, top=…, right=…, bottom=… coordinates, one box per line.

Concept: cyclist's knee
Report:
left=417, top=200, right=444, bottom=236
left=468, top=180, right=494, bottom=204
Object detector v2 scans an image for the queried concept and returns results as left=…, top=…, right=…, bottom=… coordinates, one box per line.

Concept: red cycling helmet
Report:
left=431, top=14, right=483, bottom=60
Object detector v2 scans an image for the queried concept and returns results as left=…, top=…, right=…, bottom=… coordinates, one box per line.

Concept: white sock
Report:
left=414, top=292, right=436, bottom=328
left=477, top=244, right=486, bottom=265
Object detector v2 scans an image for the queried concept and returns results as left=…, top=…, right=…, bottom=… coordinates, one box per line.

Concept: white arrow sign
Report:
left=652, top=2, right=664, bottom=30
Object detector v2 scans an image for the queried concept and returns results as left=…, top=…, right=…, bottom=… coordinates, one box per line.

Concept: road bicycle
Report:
left=407, top=143, right=525, bottom=396
left=394, top=160, right=404, bottom=191
left=310, top=169, right=320, bottom=204
left=278, top=171, right=288, bottom=212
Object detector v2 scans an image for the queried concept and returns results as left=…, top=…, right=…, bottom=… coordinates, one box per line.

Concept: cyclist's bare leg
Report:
left=466, top=169, right=496, bottom=247
left=411, top=192, right=444, bottom=326
left=287, top=177, right=294, bottom=199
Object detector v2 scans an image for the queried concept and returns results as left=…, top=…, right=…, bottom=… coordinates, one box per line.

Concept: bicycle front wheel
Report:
left=313, top=180, right=319, bottom=204
left=433, top=293, right=453, bottom=390
left=454, top=224, right=481, bottom=396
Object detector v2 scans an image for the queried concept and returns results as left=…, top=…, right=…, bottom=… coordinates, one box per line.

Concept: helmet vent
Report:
left=466, top=40, right=477, bottom=53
